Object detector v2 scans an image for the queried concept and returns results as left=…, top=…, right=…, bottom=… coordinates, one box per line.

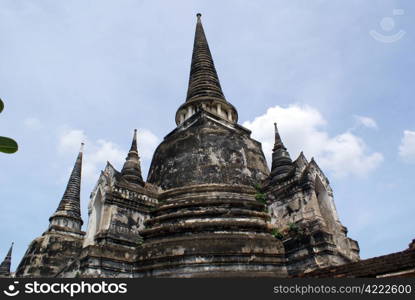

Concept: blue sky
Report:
left=0, top=0, right=414, bottom=270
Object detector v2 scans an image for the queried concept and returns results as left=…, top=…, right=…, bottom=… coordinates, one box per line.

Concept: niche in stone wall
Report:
left=92, top=188, right=103, bottom=237
left=84, top=188, right=104, bottom=248
left=315, top=176, right=336, bottom=230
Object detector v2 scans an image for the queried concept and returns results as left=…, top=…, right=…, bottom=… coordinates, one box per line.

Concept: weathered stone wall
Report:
left=265, top=157, right=359, bottom=276
left=77, top=244, right=136, bottom=278
left=79, top=163, right=157, bottom=277
left=15, top=231, right=84, bottom=278
left=134, top=184, right=287, bottom=278
left=148, top=111, right=269, bottom=189
left=98, top=205, right=146, bottom=244
left=84, top=163, right=156, bottom=248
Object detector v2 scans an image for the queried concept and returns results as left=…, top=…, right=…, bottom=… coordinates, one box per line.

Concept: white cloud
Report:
left=23, top=117, right=42, bottom=130
left=354, top=115, right=378, bottom=129
left=399, top=130, right=415, bottom=163
left=243, top=105, right=383, bottom=178
left=138, top=129, right=159, bottom=160
left=317, top=132, right=383, bottom=178
left=58, top=129, right=88, bottom=154
left=58, top=128, right=159, bottom=182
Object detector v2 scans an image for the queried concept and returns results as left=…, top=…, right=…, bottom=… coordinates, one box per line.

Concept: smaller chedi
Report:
left=11, top=14, right=413, bottom=278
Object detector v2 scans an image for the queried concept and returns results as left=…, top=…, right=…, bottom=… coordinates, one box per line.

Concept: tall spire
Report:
left=186, top=13, right=226, bottom=103
left=121, top=129, right=144, bottom=186
left=0, top=242, right=13, bottom=277
left=49, top=143, right=83, bottom=230
left=270, top=123, right=293, bottom=179
left=175, top=14, right=238, bottom=125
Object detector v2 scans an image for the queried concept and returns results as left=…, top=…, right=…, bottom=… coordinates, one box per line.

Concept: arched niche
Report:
left=92, top=188, right=103, bottom=236
left=84, top=187, right=104, bottom=246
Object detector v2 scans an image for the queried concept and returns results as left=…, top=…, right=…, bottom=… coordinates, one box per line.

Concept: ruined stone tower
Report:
left=16, top=14, right=359, bottom=278
left=16, top=145, right=85, bottom=277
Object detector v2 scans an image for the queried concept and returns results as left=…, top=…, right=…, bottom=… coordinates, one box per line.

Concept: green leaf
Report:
left=0, top=98, right=3, bottom=113
left=0, top=136, right=18, bottom=154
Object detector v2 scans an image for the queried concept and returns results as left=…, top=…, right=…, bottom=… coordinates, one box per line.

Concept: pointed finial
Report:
left=80, top=142, right=84, bottom=153
left=270, top=121, right=293, bottom=179
left=129, top=129, right=138, bottom=153
left=7, top=243, right=13, bottom=256
left=121, top=129, right=144, bottom=185
left=196, top=13, right=202, bottom=19
left=49, top=145, right=84, bottom=229
left=273, top=122, right=284, bottom=151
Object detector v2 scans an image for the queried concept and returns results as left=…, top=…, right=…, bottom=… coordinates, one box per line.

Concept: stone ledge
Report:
left=154, top=198, right=265, bottom=215
left=159, top=183, right=256, bottom=199
left=145, top=207, right=270, bottom=226
left=140, top=219, right=271, bottom=239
